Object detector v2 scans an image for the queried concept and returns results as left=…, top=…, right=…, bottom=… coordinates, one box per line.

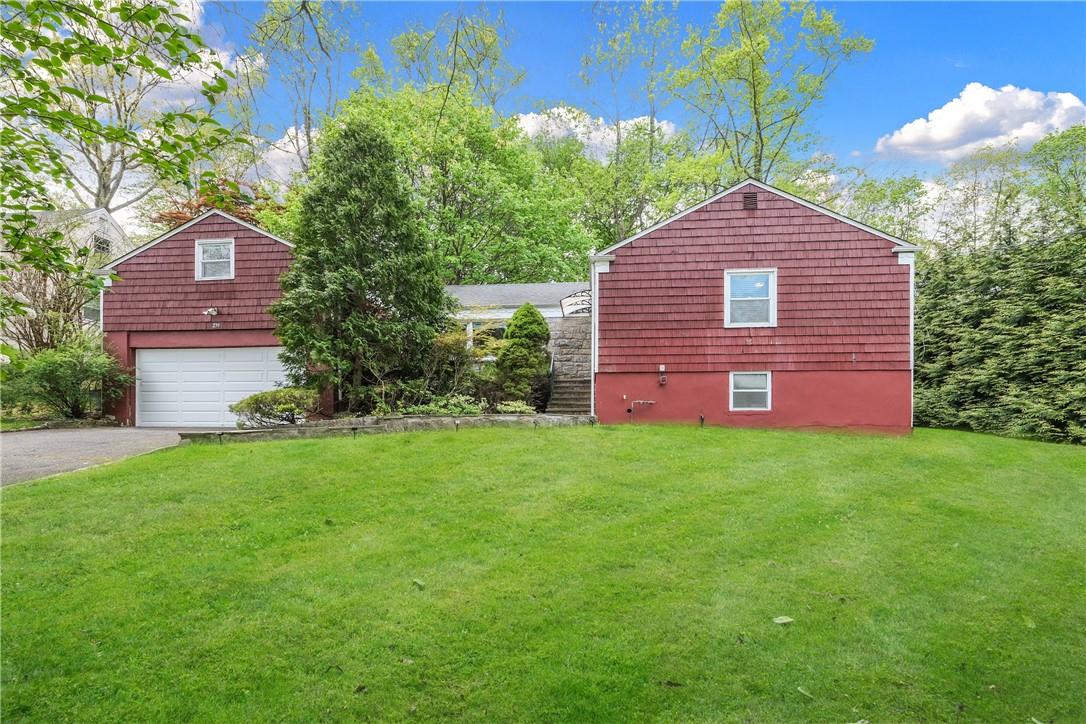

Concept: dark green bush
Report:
left=8, top=333, right=131, bottom=419
left=229, top=387, right=318, bottom=428
left=914, top=232, right=1086, bottom=443
left=503, top=303, right=550, bottom=346
left=496, top=304, right=551, bottom=409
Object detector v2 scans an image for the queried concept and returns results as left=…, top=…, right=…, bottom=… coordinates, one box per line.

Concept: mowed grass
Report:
left=0, top=418, right=42, bottom=431
left=2, top=427, right=1084, bottom=722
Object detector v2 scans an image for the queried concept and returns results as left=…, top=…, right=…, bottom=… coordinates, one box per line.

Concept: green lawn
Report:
left=2, top=427, right=1083, bottom=722
left=0, top=418, right=43, bottom=431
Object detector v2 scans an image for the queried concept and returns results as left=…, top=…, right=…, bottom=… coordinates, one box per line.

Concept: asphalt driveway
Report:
left=1, top=428, right=193, bottom=486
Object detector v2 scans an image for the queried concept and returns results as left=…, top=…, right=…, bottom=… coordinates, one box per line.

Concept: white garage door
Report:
left=136, top=347, right=288, bottom=427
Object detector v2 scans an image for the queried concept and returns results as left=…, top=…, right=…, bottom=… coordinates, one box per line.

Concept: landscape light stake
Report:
left=700, top=414, right=705, bottom=428
left=216, top=431, right=224, bottom=445
left=351, top=426, right=357, bottom=439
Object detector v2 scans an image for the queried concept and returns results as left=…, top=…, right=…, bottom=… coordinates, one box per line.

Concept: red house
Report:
left=590, top=180, right=919, bottom=432
left=100, top=210, right=295, bottom=427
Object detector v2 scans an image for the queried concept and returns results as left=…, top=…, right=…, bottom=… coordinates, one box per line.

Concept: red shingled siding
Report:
left=103, top=215, right=291, bottom=332
left=596, top=184, right=911, bottom=374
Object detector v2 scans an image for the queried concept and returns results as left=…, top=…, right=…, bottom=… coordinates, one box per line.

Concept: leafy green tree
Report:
left=842, top=174, right=931, bottom=245
left=1025, top=125, right=1086, bottom=232
left=496, top=303, right=551, bottom=408
left=573, top=1, right=700, bottom=247
left=270, top=119, right=452, bottom=413
left=670, top=0, right=872, bottom=186
left=386, top=8, right=525, bottom=109
left=334, top=85, right=594, bottom=283
left=1, top=0, right=233, bottom=318
left=244, top=0, right=359, bottom=176
left=931, top=143, right=1027, bottom=250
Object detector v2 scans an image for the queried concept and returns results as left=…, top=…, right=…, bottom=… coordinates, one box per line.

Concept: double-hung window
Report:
left=195, top=239, right=234, bottom=281
left=725, top=269, right=776, bottom=327
left=730, top=372, right=772, bottom=411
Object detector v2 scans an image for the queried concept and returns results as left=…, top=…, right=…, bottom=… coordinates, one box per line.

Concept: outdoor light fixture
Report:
left=203, top=307, right=219, bottom=316
left=658, top=364, right=667, bottom=386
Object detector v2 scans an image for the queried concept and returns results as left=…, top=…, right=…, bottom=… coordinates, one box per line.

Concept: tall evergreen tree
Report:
left=271, top=120, right=452, bottom=413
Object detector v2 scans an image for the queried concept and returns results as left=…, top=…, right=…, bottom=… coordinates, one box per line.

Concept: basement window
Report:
left=730, top=371, right=771, bottom=411
left=195, top=239, right=234, bottom=281
left=725, top=269, right=776, bottom=327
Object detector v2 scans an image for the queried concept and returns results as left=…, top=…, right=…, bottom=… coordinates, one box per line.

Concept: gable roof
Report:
left=596, top=179, right=922, bottom=256
left=99, top=209, right=293, bottom=271
left=447, top=282, right=589, bottom=310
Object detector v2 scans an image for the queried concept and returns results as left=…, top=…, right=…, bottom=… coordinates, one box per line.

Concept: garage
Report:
left=135, top=347, right=288, bottom=427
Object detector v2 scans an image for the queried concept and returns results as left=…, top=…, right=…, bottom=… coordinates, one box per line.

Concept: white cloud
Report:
left=875, top=83, right=1085, bottom=162
left=516, top=106, right=677, bottom=161
left=174, top=0, right=206, bottom=31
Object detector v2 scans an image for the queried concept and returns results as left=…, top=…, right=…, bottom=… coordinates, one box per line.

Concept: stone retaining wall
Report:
left=179, top=414, right=594, bottom=445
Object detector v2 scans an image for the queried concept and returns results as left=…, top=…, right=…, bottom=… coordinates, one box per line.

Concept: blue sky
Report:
left=202, top=1, right=1086, bottom=178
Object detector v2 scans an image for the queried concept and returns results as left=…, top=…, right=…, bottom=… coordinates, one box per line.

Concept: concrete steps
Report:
left=546, top=378, right=591, bottom=415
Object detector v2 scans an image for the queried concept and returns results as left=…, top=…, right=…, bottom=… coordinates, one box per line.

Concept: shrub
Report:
left=9, top=333, right=131, bottom=418
left=496, top=400, right=536, bottom=414
left=470, top=361, right=503, bottom=410
left=400, top=394, right=486, bottom=416
left=0, top=344, right=31, bottom=413
left=503, top=303, right=550, bottom=346
left=229, top=387, right=318, bottom=428
left=496, top=304, right=551, bottom=409
left=420, top=326, right=477, bottom=397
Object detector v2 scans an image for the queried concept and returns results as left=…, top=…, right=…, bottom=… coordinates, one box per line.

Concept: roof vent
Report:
left=742, top=192, right=758, bottom=210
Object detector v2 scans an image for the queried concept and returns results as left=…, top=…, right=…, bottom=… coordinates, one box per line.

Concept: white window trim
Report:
left=195, top=238, right=235, bottom=281
left=724, top=268, right=777, bottom=328
left=729, top=371, right=773, bottom=412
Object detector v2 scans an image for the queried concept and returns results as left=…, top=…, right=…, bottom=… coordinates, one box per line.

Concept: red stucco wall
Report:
left=595, top=370, right=912, bottom=432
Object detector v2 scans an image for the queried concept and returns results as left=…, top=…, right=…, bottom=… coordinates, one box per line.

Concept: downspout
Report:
left=590, top=261, right=597, bottom=418
left=896, top=250, right=917, bottom=428
left=589, top=254, right=614, bottom=420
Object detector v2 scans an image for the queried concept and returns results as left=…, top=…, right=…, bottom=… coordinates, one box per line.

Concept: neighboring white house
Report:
left=56, top=209, right=130, bottom=325
left=447, top=281, right=589, bottom=344
left=1, top=208, right=129, bottom=349
left=37, top=207, right=129, bottom=257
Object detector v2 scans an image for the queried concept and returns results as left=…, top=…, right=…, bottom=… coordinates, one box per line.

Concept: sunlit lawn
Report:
left=2, top=426, right=1083, bottom=721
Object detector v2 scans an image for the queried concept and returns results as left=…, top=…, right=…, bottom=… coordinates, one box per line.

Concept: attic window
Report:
left=92, top=235, right=111, bottom=255
left=195, top=239, right=234, bottom=281
left=742, top=192, right=758, bottom=210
